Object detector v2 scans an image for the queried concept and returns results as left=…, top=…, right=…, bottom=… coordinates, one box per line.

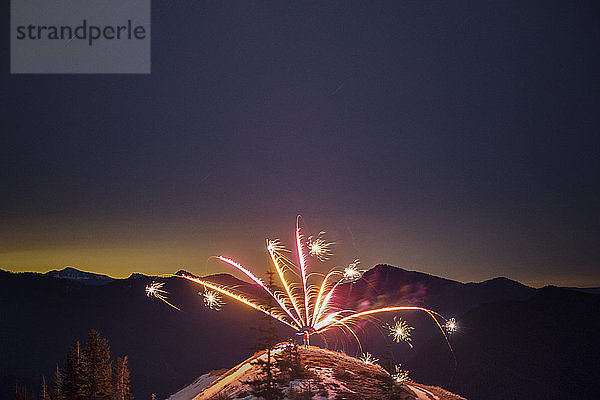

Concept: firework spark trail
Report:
left=313, top=277, right=347, bottom=324
left=315, top=305, right=453, bottom=357
left=312, top=310, right=347, bottom=331
left=311, top=270, right=342, bottom=324
left=217, top=256, right=302, bottom=328
left=161, top=216, right=454, bottom=358
left=296, top=216, right=311, bottom=327
left=267, top=240, right=305, bottom=327
left=180, top=274, right=300, bottom=331
left=316, top=306, right=445, bottom=332
left=145, top=282, right=182, bottom=311
left=338, top=320, right=364, bottom=354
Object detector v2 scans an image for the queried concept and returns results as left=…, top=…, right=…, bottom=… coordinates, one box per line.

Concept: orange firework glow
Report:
left=172, top=216, right=455, bottom=352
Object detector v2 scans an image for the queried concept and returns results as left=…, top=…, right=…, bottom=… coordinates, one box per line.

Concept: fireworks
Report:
left=148, top=216, right=454, bottom=356
left=392, top=365, right=410, bottom=383
left=266, top=239, right=287, bottom=254
left=145, top=281, right=162, bottom=297
left=360, top=352, right=379, bottom=365
left=385, top=317, right=414, bottom=347
left=307, top=232, right=333, bottom=261
left=145, top=282, right=181, bottom=311
left=445, top=318, right=458, bottom=333
left=343, top=260, right=362, bottom=282
left=202, top=289, right=224, bottom=310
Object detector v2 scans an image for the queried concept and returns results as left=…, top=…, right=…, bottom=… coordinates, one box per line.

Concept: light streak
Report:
left=296, top=216, right=311, bottom=327
left=311, top=271, right=342, bottom=324
left=315, top=306, right=446, bottom=334
left=180, top=274, right=300, bottom=331
left=267, top=239, right=305, bottom=327
left=338, top=321, right=364, bottom=354
left=217, top=256, right=302, bottom=328
left=312, top=278, right=346, bottom=326
left=314, top=306, right=453, bottom=357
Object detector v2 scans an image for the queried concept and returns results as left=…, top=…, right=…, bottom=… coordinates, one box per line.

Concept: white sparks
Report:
left=343, top=259, right=362, bottom=282
left=202, top=289, right=224, bottom=310
left=445, top=318, right=458, bottom=334
left=359, top=352, right=379, bottom=365
left=385, top=317, right=414, bottom=347
left=145, top=281, right=181, bottom=311
left=307, top=232, right=333, bottom=261
left=392, top=365, right=410, bottom=383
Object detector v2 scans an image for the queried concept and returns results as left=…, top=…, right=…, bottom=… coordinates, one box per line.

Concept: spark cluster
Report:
left=392, top=365, right=410, bottom=383
left=307, top=232, right=334, bottom=261
left=360, top=352, right=379, bottom=365
left=385, top=317, right=414, bottom=347
left=445, top=318, right=458, bottom=334
left=145, top=281, right=163, bottom=297
left=202, top=289, right=224, bottom=310
left=145, top=282, right=181, bottom=311
left=343, top=260, right=363, bottom=282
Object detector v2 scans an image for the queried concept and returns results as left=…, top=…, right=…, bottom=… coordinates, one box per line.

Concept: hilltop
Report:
left=169, top=344, right=466, bottom=400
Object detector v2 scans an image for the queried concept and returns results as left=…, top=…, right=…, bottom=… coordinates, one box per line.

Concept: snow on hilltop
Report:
left=45, top=267, right=114, bottom=285
left=166, top=370, right=227, bottom=400
left=168, top=344, right=465, bottom=400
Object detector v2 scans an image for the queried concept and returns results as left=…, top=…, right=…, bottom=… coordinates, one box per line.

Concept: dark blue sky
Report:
left=2, top=1, right=599, bottom=286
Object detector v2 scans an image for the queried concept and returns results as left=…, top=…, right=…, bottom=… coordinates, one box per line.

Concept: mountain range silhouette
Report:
left=1, top=266, right=598, bottom=399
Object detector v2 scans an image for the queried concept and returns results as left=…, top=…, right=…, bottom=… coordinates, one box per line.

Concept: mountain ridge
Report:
left=45, top=266, right=115, bottom=285
left=4, top=265, right=596, bottom=291
left=411, top=286, right=600, bottom=399
left=1, top=265, right=596, bottom=399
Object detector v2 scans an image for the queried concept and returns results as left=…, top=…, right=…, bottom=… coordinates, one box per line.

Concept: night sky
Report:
left=2, top=2, right=599, bottom=287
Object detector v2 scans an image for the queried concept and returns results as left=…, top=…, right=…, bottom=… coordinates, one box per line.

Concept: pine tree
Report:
left=379, top=374, right=406, bottom=400
left=274, top=343, right=306, bottom=384
left=243, top=270, right=285, bottom=400
left=12, top=382, right=35, bottom=400
left=112, top=356, right=132, bottom=400
left=252, top=270, right=280, bottom=351
left=40, top=375, right=48, bottom=400
left=81, top=330, right=113, bottom=400
left=63, top=346, right=84, bottom=400
left=242, top=355, right=285, bottom=400
left=382, top=341, right=395, bottom=374
left=51, top=364, right=64, bottom=400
